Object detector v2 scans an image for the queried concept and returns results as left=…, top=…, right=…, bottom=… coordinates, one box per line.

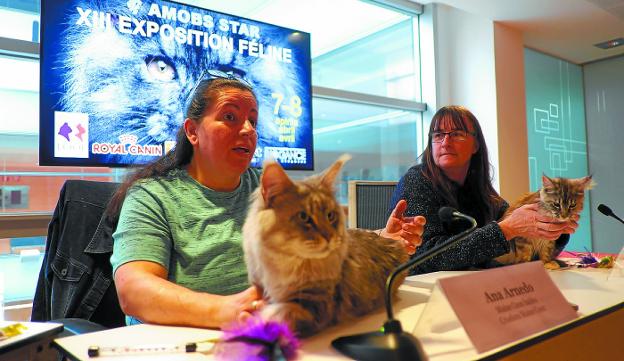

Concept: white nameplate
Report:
left=438, top=261, right=577, bottom=353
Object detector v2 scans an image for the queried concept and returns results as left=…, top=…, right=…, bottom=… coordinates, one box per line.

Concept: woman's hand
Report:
left=565, top=213, right=580, bottom=234
left=380, top=199, right=426, bottom=255
left=218, top=285, right=265, bottom=325
left=498, top=203, right=578, bottom=241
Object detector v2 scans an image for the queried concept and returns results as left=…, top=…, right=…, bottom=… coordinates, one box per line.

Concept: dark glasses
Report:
left=431, top=130, right=475, bottom=143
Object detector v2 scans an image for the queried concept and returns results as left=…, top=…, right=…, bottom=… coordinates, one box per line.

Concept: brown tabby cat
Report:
left=496, top=175, right=593, bottom=270
left=242, top=155, right=409, bottom=337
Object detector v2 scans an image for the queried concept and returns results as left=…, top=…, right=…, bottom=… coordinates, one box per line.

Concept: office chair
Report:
left=31, top=180, right=125, bottom=335
left=347, top=180, right=398, bottom=229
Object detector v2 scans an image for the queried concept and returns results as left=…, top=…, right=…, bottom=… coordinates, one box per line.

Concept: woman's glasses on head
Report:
left=203, top=69, right=253, bottom=88
left=431, top=130, right=475, bottom=143
left=185, top=69, right=253, bottom=110
left=187, top=69, right=253, bottom=100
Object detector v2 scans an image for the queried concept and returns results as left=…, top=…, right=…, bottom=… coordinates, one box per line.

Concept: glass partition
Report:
left=289, top=97, right=421, bottom=204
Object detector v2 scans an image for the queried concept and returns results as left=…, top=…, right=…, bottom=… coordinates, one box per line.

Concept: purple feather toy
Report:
left=214, top=316, right=300, bottom=361
left=579, top=247, right=598, bottom=266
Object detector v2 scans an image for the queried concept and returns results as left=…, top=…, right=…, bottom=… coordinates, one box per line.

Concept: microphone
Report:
left=438, top=206, right=473, bottom=224
left=332, top=207, right=478, bottom=361
left=597, top=204, right=624, bottom=225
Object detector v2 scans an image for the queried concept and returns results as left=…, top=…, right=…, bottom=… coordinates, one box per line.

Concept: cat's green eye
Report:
left=570, top=201, right=576, bottom=208
left=553, top=203, right=561, bottom=210
left=297, top=211, right=310, bottom=223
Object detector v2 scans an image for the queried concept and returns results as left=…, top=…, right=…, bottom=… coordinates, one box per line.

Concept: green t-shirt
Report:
left=111, top=167, right=261, bottom=300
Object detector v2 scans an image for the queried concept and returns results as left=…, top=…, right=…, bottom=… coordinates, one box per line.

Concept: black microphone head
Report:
left=438, top=207, right=457, bottom=223
left=597, top=204, right=613, bottom=216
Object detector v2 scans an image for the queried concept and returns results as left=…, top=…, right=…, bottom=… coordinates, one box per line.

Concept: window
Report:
left=0, top=2, right=40, bottom=42
left=302, top=98, right=422, bottom=204
left=313, top=19, right=420, bottom=101
left=0, top=0, right=424, bottom=318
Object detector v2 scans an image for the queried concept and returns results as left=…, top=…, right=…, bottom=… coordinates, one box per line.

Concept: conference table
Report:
left=53, top=266, right=624, bottom=360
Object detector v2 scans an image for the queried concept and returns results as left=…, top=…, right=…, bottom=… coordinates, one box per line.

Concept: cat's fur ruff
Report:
left=495, top=175, right=593, bottom=270
left=242, top=155, right=409, bottom=337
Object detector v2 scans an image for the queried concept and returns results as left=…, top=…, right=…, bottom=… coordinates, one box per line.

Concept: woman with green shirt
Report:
left=108, top=74, right=425, bottom=329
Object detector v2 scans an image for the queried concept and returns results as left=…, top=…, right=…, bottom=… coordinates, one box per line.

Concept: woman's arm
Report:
left=411, top=219, right=510, bottom=274
left=498, top=203, right=575, bottom=240
left=498, top=204, right=578, bottom=259
left=114, top=261, right=261, bottom=328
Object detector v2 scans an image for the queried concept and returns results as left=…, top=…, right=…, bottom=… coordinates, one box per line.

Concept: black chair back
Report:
left=32, top=180, right=125, bottom=330
left=347, top=181, right=398, bottom=229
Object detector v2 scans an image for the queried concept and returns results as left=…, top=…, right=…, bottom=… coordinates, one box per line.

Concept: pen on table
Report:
left=88, top=338, right=218, bottom=358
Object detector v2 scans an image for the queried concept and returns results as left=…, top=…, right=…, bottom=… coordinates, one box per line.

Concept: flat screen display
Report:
left=39, top=0, right=313, bottom=169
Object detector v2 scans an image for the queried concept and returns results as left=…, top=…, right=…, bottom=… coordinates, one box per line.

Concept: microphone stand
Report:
left=332, top=209, right=477, bottom=361
left=598, top=204, right=624, bottom=225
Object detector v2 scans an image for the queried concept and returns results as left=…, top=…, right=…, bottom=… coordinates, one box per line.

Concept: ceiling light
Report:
left=594, top=38, right=624, bottom=50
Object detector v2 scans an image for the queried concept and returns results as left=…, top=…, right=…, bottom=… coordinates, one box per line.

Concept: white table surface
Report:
left=53, top=267, right=624, bottom=360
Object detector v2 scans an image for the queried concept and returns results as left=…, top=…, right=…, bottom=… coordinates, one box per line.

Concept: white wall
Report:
left=493, top=23, right=529, bottom=201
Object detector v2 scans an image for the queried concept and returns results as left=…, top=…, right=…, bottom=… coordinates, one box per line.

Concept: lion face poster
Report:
left=40, top=0, right=313, bottom=169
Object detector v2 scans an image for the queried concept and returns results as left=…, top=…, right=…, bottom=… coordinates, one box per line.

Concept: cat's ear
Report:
left=261, top=160, right=294, bottom=207
left=320, top=154, right=351, bottom=189
left=541, top=174, right=555, bottom=188
left=578, top=175, right=595, bottom=190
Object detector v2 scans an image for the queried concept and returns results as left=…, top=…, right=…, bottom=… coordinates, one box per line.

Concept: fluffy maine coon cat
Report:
left=495, top=175, right=593, bottom=270
left=242, top=155, right=409, bottom=337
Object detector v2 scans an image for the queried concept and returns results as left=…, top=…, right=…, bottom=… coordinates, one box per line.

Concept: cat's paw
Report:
left=543, top=261, right=560, bottom=270
left=259, top=304, right=287, bottom=323
left=260, top=303, right=317, bottom=336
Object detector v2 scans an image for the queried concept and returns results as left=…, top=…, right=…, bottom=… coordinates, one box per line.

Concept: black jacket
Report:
left=31, top=180, right=125, bottom=328
left=389, top=164, right=569, bottom=274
